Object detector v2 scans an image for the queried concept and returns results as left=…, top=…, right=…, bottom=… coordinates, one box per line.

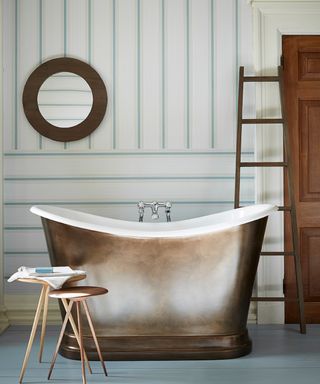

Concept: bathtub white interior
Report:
left=30, top=204, right=277, bottom=238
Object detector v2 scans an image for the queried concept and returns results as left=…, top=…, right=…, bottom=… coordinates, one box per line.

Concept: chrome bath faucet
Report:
left=138, top=201, right=172, bottom=222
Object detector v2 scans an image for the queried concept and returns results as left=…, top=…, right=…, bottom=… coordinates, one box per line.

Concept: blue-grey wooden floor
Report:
left=0, top=325, right=319, bottom=384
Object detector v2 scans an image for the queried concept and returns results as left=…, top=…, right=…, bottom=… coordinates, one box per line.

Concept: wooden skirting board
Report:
left=3, top=295, right=60, bottom=326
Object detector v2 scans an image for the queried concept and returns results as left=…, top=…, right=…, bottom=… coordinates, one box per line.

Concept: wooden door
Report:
left=283, top=35, right=320, bottom=323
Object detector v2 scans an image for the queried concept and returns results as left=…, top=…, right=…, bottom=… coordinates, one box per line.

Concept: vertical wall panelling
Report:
left=42, top=0, right=65, bottom=151
left=141, top=0, right=161, bottom=150
left=88, top=0, right=92, bottom=64
left=185, top=0, right=190, bottom=148
left=63, top=0, right=68, bottom=150
left=166, top=0, right=186, bottom=149
left=14, top=0, right=18, bottom=150
left=112, top=0, right=117, bottom=149
left=235, top=0, right=239, bottom=138
left=161, top=0, right=166, bottom=149
left=210, top=0, right=215, bottom=148
left=3, top=1, right=255, bottom=318
left=67, top=0, right=91, bottom=151
left=88, top=0, right=92, bottom=149
left=2, top=1, right=17, bottom=153
left=117, top=0, right=136, bottom=149
left=39, top=0, right=43, bottom=149
left=0, top=0, right=9, bottom=332
left=3, top=0, right=14, bottom=152
left=137, top=0, right=141, bottom=148
left=215, top=0, right=236, bottom=150
left=90, top=0, right=113, bottom=150
left=236, top=0, right=239, bottom=83
left=19, top=0, right=41, bottom=151
left=190, top=0, right=211, bottom=149
left=64, top=0, right=67, bottom=56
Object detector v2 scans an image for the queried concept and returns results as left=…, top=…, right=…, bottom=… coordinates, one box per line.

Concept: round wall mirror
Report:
left=37, top=72, right=93, bottom=128
left=23, top=57, right=107, bottom=142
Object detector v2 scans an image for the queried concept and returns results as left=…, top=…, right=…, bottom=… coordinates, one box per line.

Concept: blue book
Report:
left=35, top=267, right=53, bottom=273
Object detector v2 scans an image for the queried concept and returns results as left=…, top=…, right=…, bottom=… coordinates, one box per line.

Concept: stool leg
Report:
left=19, top=284, right=46, bottom=383
left=83, top=300, right=108, bottom=376
left=48, top=300, right=74, bottom=380
left=38, top=284, right=49, bottom=363
left=61, top=298, right=92, bottom=374
left=77, top=301, right=86, bottom=384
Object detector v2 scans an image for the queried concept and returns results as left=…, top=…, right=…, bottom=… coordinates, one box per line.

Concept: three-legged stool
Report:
left=48, top=286, right=108, bottom=384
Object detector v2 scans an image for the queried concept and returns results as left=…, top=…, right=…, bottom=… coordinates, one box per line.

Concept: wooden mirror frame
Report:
left=23, top=57, right=108, bottom=142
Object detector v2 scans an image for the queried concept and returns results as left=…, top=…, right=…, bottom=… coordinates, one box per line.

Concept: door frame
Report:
left=251, top=0, right=320, bottom=324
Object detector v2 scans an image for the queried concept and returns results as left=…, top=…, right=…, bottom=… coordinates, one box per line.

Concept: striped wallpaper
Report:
left=3, top=0, right=255, bottom=295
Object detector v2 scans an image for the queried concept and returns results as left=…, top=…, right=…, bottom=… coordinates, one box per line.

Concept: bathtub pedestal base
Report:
left=59, top=330, right=252, bottom=360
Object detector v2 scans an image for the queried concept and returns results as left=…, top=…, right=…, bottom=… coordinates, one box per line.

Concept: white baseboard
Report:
left=0, top=304, right=9, bottom=333
left=4, top=294, right=61, bottom=325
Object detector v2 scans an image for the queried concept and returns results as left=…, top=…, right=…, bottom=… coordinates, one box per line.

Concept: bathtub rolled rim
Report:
left=30, top=204, right=277, bottom=238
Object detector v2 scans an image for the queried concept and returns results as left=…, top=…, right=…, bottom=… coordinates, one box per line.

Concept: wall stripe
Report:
left=211, top=0, right=215, bottom=148
left=5, top=227, right=42, bottom=231
left=39, top=0, right=43, bottom=66
left=63, top=0, right=67, bottom=56
left=137, top=0, right=141, bottom=149
left=4, top=175, right=254, bottom=181
left=5, top=252, right=48, bottom=255
left=235, top=0, right=240, bottom=150
left=4, top=200, right=255, bottom=206
left=38, top=0, right=43, bottom=149
left=14, top=0, right=18, bottom=150
left=88, top=0, right=92, bottom=64
left=88, top=0, right=92, bottom=149
left=4, top=150, right=254, bottom=156
left=185, top=0, right=190, bottom=149
left=112, top=0, right=117, bottom=149
left=63, top=0, right=68, bottom=150
left=161, top=0, right=166, bottom=149
left=236, top=0, right=239, bottom=75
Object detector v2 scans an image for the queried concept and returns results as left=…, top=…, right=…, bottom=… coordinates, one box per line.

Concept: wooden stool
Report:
left=47, top=286, right=108, bottom=384
left=17, top=275, right=92, bottom=383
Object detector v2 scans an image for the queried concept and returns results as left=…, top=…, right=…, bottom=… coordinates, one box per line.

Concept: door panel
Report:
left=299, top=100, right=320, bottom=201
left=283, top=35, right=320, bottom=323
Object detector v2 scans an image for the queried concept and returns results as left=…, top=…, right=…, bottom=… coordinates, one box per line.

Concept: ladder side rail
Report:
left=234, top=67, right=244, bottom=208
left=278, top=65, right=306, bottom=334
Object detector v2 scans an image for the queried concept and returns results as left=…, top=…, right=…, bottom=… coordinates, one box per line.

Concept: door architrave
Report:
left=251, top=0, right=320, bottom=324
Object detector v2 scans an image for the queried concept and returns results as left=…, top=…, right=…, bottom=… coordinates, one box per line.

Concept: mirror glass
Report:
left=37, top=72, right=93, bottom=128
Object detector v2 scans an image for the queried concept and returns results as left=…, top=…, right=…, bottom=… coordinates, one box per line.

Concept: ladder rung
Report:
left=240, top=162, right=287, bottom=167
left=251, top=297, right=298, bottom=302
left=278, top=206, right=292, bottom=211
left=261, top=251, right=294, bottom=256
left=243, top=76, right=279, bottom=82
left=241, top=118, right=284, bottom=124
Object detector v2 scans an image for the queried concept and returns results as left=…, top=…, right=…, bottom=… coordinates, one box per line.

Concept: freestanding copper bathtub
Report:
left=31, top=204, right=276, bottom=360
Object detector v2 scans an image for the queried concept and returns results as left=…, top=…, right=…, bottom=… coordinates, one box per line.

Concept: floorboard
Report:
left=0, top=325, right=319, bottom=383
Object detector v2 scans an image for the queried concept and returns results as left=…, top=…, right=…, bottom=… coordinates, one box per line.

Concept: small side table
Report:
left=48, top=286, right=108, bottom=384
left=17, top=274, right=91, bottom=383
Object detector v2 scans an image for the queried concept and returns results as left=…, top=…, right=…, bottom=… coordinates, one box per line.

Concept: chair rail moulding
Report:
left=250, top=0, right=320, bottom=324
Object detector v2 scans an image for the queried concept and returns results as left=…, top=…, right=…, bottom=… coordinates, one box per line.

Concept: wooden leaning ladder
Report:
left=234, top=66, right=306, bottom=334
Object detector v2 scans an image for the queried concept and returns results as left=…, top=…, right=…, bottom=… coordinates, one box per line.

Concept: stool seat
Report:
left=49, top=286, right=108, bottom=300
